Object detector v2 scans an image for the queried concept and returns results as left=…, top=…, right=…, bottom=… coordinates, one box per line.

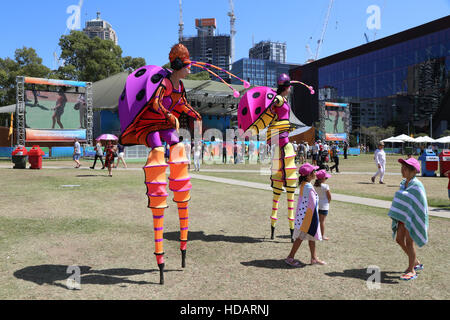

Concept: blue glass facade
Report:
left=291, top=17, right=450, bottom=137
left=231, top=58, right=297, bottom=88
left=318, top=28, right=449, bottom=101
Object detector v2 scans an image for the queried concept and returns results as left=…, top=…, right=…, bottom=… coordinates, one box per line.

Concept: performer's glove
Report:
left=166, top=113, right=179, bottom=131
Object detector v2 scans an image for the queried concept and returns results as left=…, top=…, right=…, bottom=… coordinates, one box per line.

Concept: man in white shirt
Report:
left=73, top=138, right=82, bottom=168
left=371, top=141, right=386, bottom=184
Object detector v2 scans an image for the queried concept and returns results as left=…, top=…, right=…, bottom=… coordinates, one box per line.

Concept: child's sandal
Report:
left=400, top=272, right=417, bottom=281
left=285, top=257, right=301, bottom=267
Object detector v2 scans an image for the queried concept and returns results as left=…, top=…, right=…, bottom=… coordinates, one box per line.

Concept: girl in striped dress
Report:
left=285, top=163, right=326, bottom=267
left=388, top=157, right=428, bottom=281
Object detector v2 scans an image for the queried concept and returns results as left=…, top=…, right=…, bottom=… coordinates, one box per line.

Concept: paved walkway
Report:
left=189, top=173, right=449, bottom=219
left=1, top=164, right=448, bottom=218
left=199, top=168, right=403, bottom=176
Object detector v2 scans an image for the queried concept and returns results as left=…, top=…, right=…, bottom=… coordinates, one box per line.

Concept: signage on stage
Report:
left=325, top=133, right=347, bottom=141
left=324, top=102, right=349, bottom=108
left=26, top=129, right=86, bottom=142
left=24, top=77, right=87, bottom=88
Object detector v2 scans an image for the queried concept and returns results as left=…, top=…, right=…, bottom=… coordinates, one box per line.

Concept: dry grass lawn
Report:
left=0, top=163, right=449, bottom=300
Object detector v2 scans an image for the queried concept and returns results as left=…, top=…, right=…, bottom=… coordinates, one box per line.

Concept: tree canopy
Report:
left=0, top=32, right=147, bottom=108
left=360, top=126, right=395, bottom=149
left=0, top=47, right=51, bottom=107
left=55, top=31, right=146, bottom=82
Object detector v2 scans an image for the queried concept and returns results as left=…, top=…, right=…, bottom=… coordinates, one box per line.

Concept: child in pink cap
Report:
left=388, top=157, right=428, bottom=281
left=314, top=169, right=332, bottom=240
left=285, top=163, right=326, bottom=267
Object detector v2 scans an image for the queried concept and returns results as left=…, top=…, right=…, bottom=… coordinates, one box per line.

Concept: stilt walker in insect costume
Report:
left=237, top=74, right=314, bottom=242
left=118, top=44, right=249, bottom=285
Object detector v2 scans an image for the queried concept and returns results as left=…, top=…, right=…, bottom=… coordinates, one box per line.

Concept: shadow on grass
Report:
left=241, top=259, right=307, bottom=269
left=76, top=175, right=111, bottom=178
left=164, top=231, right=265, bottom=244
left=13, top=264, right=182, bottom=288
left=430, top=205, right=450, bottom=210
left=357, top=182, right=398, bottom=188
left=324, top=269, right=401, bottom=284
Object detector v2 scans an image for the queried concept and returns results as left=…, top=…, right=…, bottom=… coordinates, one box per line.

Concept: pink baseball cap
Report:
left=316, top=169, right=331, bottom=180
left=299, top=163, right=319, bottom=176
left=398, top=157, right=421, bottom=173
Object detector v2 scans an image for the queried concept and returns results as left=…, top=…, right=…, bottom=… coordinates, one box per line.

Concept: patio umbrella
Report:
left=394, top=134, right=415, bottom=143
left=96, top=134, right=118, bottom=141
left=435, top=136, right=450, bottom=144
left=382, top=137, right=404, bottom=153
left=435, top=136, right=450, bottom=149
left=413, top=136, right=436, bottom=143
left=382, top=137, right=404, bottom=143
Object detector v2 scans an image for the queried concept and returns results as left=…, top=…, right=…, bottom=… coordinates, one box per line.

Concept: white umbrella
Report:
left=414, top=136, right=436, bottom=143
left=382, top=137, right=404, bottom=143
left=435, top=136, right=450, bottom=144
left=394, top=134, right=415, bottom=142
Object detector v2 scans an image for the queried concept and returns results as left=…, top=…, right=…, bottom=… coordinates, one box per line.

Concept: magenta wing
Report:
left=237, top=87, right=277, bottom=134
left=118, top=65, right=171, bottom=145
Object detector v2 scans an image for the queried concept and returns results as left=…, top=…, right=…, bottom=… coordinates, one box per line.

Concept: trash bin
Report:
left=418, top=149, right=439, bottom=177
left=28, top=145, right=45, bottom=169
left=439, top=149, right=450, bottom=177
left=11, top=146, right=28, bottom=169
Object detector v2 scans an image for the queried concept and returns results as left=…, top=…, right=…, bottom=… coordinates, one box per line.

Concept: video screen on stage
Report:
left=323, top=102, right=349, bottom=134
left=25, top=90, right=87, bottom=130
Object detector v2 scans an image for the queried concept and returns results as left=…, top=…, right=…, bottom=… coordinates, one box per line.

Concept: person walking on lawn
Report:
left=372, top=141, right=386, bottom=184
left=329, top=142, right=340, bottom=173
left=90, top=141, right=105, bottom=169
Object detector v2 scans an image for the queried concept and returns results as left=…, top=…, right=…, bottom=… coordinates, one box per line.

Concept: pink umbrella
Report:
left=96, top=134, right=118, bottom=141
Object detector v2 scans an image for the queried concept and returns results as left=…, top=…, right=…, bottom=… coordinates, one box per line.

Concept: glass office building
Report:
left=232, top=58, right=299, bottom=87
left=290, top=16, right=450, bottom=137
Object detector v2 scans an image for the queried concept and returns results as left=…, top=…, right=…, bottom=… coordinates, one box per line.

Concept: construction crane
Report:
left=228, top=0, right=236, bottom=64
left=315, top=0, right=334, bottom=61
left=305, top=0, right=334, bottom=63
left=178, top=0, right=184, bottom=43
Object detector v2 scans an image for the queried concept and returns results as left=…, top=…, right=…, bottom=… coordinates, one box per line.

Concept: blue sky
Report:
left=0, top=0, right=449, bottom=70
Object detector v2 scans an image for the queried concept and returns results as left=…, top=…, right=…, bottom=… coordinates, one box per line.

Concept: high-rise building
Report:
left=83, top=12, right=118, bottom=45
left=249, top=41, right=287, bottom=63
left=231, top=58, right=299, bottom=88
left=181, top=18, right=231, bottom=81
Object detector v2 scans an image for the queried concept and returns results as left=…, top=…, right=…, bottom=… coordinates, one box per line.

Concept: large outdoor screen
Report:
left=323, top=102, right=349, bottom=134
left=25, top=90, right=87, bottom=130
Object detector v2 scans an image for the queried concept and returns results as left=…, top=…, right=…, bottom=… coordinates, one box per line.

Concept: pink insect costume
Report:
left=118, top=44, right=249, bottom=285
left=237, top=74, right=315, bottom=241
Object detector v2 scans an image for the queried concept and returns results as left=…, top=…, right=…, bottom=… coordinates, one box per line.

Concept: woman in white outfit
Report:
left=193, top=141, right=202, bottom=171
left=372, top=141, right=386, bottom=184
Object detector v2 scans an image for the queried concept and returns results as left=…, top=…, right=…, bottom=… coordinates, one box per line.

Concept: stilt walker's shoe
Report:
left=181, top=249, right=187, bottom=268
left=290, top=229, right=294, bottom=243
left=155, top=254, right=165, bottom=285
left=271, top=226, right=275, bottom=240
